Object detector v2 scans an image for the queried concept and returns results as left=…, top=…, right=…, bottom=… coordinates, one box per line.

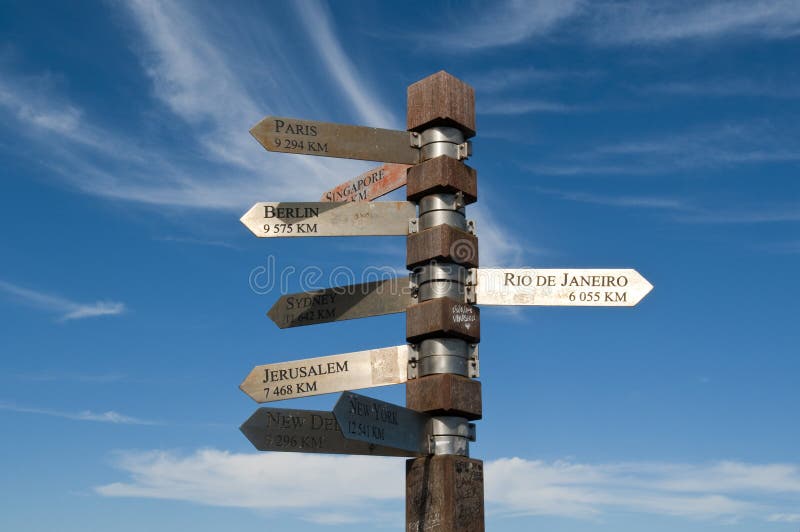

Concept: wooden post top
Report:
left=407, top=71, right=476, bottom=138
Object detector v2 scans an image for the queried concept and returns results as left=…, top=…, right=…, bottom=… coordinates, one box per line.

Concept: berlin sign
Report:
left=240, top=201, right=416, bottom=238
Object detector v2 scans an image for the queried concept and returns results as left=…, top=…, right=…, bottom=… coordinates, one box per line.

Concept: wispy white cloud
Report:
left=0, top=0, right=370, bottom=211
left=425, top=1, right=800, bottom=51
left=471, top=202, right=535, bottom=267
left=638, top=79, right=800, bottom=99
left=435, top=0, right=583, bottom=50
left=153, top=236, right=240, bottom=250
left=532, top=187, right=799, bottom=226
left=15, top=372, right=126, bottom=383
left=590, top=0, right=800, bottom=44
left=96, top=449, right=401, bottom=524
left=95, top=450, right=800, bottom=524
left=0, top=75, right=145, bottom=162
left=769, top=513, right=800, bottom=522
left=294, top=0, right=396, bottom=128
left=0, top=402, right=156, bottom=425
left=673, top=206, right=800, bottom=224
left=469, top=66, right=601, bottom=93
left=480, top=99, right=580, bottom=115
left=124, top=0, right=261, bottom=170
left=759, top=240, right=800, bottom=254
left=534, top=187, right=690, bottom=210
left=529, top=121, right=800, bottom=177
left=0, top=280, right=126, bottom=321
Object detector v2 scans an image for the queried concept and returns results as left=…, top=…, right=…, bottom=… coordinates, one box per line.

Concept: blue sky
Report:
left=1, top=1, right=799, bottom=530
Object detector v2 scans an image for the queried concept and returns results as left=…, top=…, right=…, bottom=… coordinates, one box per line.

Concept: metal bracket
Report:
left=457, top=140, right=472, bottom=161
left=466, top=219, right=476, bottom=235
left=469, top=344, right=480, bottom=378
left=409, top=272, right=419, bottom=299
left=464, top=268, right=477, bottom=304
left=426, top=417, right=477, bottom=455
left=407, top=344, right=419, bottom=380
left=455, top=191, right=465, bottom=209
left=408, top=217, right=419, bottom=234
left=410, top=131, right=422, bottom=149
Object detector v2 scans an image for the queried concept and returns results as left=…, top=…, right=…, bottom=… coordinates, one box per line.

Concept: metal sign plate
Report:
left=320, top=163, right=410, bottom=203
left=240, top=201, right=415, bottom=238
left=240, top=345, right=410, bottom=403
left=251, top=116, right=420, bottom=164
left=267, top=277, right=412, bottom=328
left=240, top=408, right=416, bottom=456
left=473, top=268, right=653, bottom=306
left=333, top=391, right=429, bottom=454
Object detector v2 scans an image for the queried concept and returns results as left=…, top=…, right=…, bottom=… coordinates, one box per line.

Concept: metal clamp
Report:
left=413, top=263, right=468, bottom=285
left=466, top=219, right=476, bottom=235
left=419, top=193, right=466, bottom=214
left=408, top=341, right=478, bottom=379
left=413, top=263, right=468, bottom=302
left=412, top=127, right=470, bottom=162
left=427, top=416, right=476, bottom=456
left=408, top=218, right=419, bottom=234
left=418, top=192, right=467, bottom=231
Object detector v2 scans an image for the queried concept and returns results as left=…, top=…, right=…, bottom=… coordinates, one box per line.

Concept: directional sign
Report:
left=251, top=116, right=420, bottom=164
left=240, top=408, right=417, bottom=456
left=240, top=345, right=410, bottom=403
left=240, top=201, right=415, bottom=238
left=267, top=278, right=412, bottom=328
left=333, top=391, right=429, bottom=454
left=321, top=163, right=410, bottom=203
left=473, top=268, right=653, bottom=307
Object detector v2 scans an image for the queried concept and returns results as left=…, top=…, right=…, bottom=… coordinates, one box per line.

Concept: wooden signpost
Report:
left=236, top=71, right=654, bottom=531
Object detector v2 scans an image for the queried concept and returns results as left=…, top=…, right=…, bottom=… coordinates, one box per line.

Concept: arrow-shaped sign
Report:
left=240, top=201, right=415, bottom=238
left=320, top=163, right=410, bottom=203
left=251, top=116, right=420, bottom=164
left=240, top=345, right=410, bottom=403
left=473, top=268, right=653, bottom=306
left=333, top=391, right=430, bottom=454
left=240, top=407, right=417, bottom=456
left=267, top=278, right=412, bottom=328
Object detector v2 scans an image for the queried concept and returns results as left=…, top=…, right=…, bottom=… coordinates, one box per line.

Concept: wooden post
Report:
left=405, top=71, right=484, bottom=531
